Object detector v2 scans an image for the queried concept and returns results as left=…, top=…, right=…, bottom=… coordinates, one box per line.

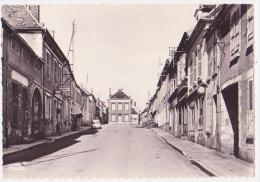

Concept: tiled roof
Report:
left=111, top=89, right=130, bottom=99
left=2, top=5, right=42, bottom=29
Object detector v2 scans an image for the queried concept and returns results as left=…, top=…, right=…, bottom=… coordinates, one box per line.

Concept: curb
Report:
left=151, top=128, right=217, bottom=177
left=190, top=160, right=216, bottom=176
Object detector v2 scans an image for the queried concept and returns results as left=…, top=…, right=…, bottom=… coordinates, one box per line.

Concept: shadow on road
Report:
left=20, top=149, right=98, bottom=166
left=3, top=128, right=99, bottom=165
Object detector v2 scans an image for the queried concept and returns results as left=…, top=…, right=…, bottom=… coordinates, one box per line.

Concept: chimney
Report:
left=109, top=88, right=112, bottom=98
left=28, top=5, right=40, bottom=22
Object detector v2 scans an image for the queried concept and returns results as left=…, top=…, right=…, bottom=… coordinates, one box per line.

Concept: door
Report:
left=222, top=83, right=239, bottom=157
left=22, top=88, right=28, bottom=137
left=32, top=88, right=42, bottom=139
left=118, top=114, right=122, bottom=123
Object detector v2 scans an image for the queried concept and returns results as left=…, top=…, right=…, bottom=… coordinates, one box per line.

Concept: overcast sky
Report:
left=40, top=4, right=198, bottom=111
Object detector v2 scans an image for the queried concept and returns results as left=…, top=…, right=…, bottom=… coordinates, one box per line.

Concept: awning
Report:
left=71, top=105, right=82, bottom=117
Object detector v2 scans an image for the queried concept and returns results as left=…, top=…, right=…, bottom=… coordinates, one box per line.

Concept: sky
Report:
left=40, top=4, right=198, bottom=111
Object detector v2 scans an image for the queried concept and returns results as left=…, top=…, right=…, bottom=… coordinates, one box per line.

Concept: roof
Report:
left=131, top=108, right=138, bottom=114
left=110, top=89, right=130, bottom=99
left=1, top=18, right=43, bottom=64
left=2, top=5, right=42, bottom=29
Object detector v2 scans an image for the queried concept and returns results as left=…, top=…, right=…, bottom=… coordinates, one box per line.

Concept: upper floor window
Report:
left=58, top=64, right=62, bottom=84
left=249, top=79, right=254, bottom=110
left=54, top=58, right=58, bottom=83
left=230, top=7, right=241, bottom=61
left=11, top=37, right=20, bottom=55
left=193, top=53, right=197, bottom=82
left=247, top=5, right=254, bottom=49
left=207, top=45, right=218, bottom=77
left=189, top=59, right=193, bottom=87
left=34, top=58, right=41, bottom=72
left=112, top=103, right=116, bottom=110
left=197, top=45, right=202, bottom=78
left=125, top=103, right=129, bottom=110
left=46, top=50, right=51, bottom=80
left=118, top=103, right=122, bottom=110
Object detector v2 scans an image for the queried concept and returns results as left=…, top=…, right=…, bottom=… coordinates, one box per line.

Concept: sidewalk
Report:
left=3, top=126, right=91, bottom=159
left=152, top=128, right=254, bottom=177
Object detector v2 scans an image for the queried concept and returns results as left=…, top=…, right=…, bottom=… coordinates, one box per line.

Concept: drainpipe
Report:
left=4, top=33, right=9, bottom=147
left=41, top=56, right=45, bottom=138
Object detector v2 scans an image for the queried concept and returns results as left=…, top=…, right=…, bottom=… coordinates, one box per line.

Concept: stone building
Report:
left=2, top=18, right=45, bottom=146
left=147, top=4, right=255, bottom=162
left=108, top=89, right=132, bottom=124
left=213, top=4, right=255, bottom=162
left=2, top=5, right=97, bottom=147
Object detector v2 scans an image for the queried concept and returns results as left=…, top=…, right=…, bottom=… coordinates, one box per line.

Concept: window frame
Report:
left=230, top=7, right=241, bottom=61
left=246, top=5, right=254, bottom=48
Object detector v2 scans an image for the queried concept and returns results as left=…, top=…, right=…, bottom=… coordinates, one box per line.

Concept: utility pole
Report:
left=85, top=74, right=88, bottom=90
left=67, top=20, right=76, bottom=72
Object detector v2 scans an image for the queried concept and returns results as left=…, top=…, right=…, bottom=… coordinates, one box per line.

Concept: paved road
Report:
left=3, top=125, right=207, bottom=178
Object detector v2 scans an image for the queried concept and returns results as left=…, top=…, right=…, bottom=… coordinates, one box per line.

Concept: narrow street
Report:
left=3, top=125, right=207, bottom=178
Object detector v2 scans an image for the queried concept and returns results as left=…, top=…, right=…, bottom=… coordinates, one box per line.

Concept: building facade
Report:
left=108, top=89, right=132, bottom=124
left=147, top=4, right=255, bottom=163
left=2, top=19, right=45, bottom=146
left=2, top=5, right=98, bottom=147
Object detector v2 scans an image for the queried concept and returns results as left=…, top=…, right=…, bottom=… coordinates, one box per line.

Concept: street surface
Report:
left=3, top=125, right=207, bottom=178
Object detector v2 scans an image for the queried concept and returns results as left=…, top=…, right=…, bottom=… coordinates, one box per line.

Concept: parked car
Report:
left=92, top=118, right=102, bottom=129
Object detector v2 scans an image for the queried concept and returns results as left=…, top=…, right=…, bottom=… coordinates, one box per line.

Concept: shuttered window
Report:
left=230, top=8, right=241, bottom=61
left=247, top=5, right=254, bottom=48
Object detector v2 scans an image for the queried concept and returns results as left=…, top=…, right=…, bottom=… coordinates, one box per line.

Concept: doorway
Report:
left=22, top=88, right=28, bottom=137
left=32, top=88, right=42, bottom=139
left=222, top=83, right=239, bottom=157
left=118, top=114, right=122, bottom=123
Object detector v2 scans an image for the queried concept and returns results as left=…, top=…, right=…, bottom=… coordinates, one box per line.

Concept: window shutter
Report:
left=247, top=5, right=254, bottom=48
left=236, top=8, right=241, bottom=55
left=193, top=52, right=197, bottom=82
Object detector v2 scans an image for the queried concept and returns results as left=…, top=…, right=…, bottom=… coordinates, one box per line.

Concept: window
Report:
left=197, top=45, right=202, bottom=77
left=208, top=46, right=217, bottom=77
left=12, top=82, right=19, bottom=126
left=35, top=58, right=41, bottom=72
left=111, top=114, right=116, bottom=122
left=11, top=37, right=20, bottom=55
left=124, top=114, right=129, bottom=122
left=249, top=80, right=253, bottom=110
left=118, top=103, right=122, bottom=110
left=59, top=65, right=62, bottom=84
left=46, top=50, right=51, bottom=80
left=230, top=8, right=241, bottom=61
left=189, top=60, right=193, bottom=86
left=21, top=49, right=24, bottom=59
left=55, top=60, right=58, bottom=83
left=125, top=103, right=129, bottom=110
left=45, top=95, right=51, bottom=120
left=193, top=53, right=197, bottom=82
left=247, top=5, right=254, bottom=48
left=112, top=103, right=116, bottom=110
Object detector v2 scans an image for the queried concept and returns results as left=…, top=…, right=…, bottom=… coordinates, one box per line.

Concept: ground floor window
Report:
left=45, top=95, right=51, bottom=120
left=111, top=114, right=116, bottom=122
left=11, top=82, right=19, bottom=127
left=124, top=114, right=129, bottom=122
